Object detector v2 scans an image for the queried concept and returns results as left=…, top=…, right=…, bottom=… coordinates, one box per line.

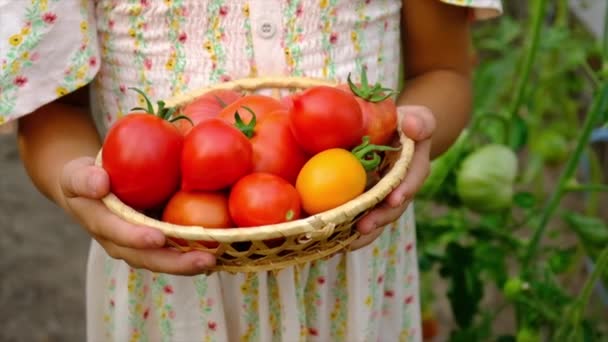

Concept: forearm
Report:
left=17, top=100, right=102, bottom=210
left=397, top=69, right=472, bottom=159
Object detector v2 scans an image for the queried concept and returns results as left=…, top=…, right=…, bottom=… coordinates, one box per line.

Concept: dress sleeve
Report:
left=0, top=0, right=100, bottom=124
left=439, top=0, right=503, bottom=20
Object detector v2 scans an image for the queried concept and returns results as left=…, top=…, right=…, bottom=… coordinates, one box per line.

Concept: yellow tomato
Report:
left=296, top=148, right=367, bottom=214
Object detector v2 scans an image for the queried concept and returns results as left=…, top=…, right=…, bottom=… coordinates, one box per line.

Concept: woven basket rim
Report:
left=94, top=76, right=415, bottom=243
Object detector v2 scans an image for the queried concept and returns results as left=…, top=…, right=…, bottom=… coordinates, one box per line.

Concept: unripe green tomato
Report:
left=503, top=277, right=524, bottom=301
left=530, top=130, right=568, bottom=164
left=456, top=144, right=518, bottom=212
left=516, top=328, right=541, bottom=342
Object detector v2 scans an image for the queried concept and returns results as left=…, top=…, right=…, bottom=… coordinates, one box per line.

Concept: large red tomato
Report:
left=102, top=104, right=183, bottom=210
left=228, top=173, right=301, bottom=227
left=337, top=80, right=398, bottom=145
left=162, top=191, right=233, bottom=248
left=249, top=110, right=309, bottom=184
left=218, top=94, right=286, bottom=125
left=181, top=118, right=253, bottom=191
left=288, top=86, right=364, bottom=154
left=175, top=89, right=243, bottom=135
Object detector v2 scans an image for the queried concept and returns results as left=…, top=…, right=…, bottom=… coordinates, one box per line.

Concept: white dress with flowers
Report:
left=0, top=0, right=502, bottom=341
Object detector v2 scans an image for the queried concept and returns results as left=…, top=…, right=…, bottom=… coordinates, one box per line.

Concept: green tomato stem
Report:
left=169, top=115, right=194, bottom=126
left=128, top=87, right=188, bottom=125
left=603, top=0, right=608, bottom=73
left=351, top=136, right=401, bottom=171
left=507, top=0, right=547, bottom=139
left=233, top=106, right=257, bottom=139
left=347, top=69, right=397, bottom=103
left=554, top=246, right=608, bottom=340
left=523, top=83, right=608, bottom=266
left=564, top=183, right=608, bottom=193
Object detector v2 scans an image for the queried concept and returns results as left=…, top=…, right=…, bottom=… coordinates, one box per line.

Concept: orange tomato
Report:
left=295, top=148, right=367, bottom=214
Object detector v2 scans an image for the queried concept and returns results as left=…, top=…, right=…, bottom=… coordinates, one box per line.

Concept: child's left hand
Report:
left=351, top=105, right=436, bottom=250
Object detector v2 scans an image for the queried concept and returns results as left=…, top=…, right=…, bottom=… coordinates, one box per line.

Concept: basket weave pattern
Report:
left=95, top=76, right=415, bottom=273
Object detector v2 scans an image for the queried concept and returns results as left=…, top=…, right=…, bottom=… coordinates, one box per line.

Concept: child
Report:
left=2, top=0, right=502, bottom=340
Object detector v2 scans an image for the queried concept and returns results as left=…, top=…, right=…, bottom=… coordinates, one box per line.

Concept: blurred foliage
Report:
left=416, top=1, right=608, bottom=341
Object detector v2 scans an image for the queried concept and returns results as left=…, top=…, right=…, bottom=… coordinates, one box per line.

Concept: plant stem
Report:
left=471, top=225, right=524, bottom=249
left=565, top=183, right=608, bottom=193
left=523, top=84, right=608, bottom=266
left=603, top=0, right=608, bottom=66
left=565, top=247, right=608, bottom=339
left=507, top=0, right=547, bottom=122
left=519, top=297, right=562, bottom=323
left=582, top=61, right=601, bottom=89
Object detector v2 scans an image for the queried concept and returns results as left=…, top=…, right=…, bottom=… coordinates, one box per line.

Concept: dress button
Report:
left=257, top=21, right=276, bottom=39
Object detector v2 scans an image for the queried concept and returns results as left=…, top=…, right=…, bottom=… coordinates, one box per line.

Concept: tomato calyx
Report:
left=347, top=68, right=398, bottom=103
left=351, top=136, right=401, bottom=171
left=129, top=87, right=194, bottom=126
left=233, top=106, right=257, bottom=138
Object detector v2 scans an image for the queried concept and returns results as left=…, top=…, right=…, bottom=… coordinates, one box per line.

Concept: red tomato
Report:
left=162, top=191, right=233, bottom=248
left=337, top=83, right=398, bottom=145
left=288, top=86, right=364, bottom=154
left=175, top=89, right=243, bottom=135
left=102, top=113, right=182, bottom=210
left=250, top=110, right=309, bottom=184
left=228, top=173, right=301, bottom=227
left=181, top=118, right=253, bottom=191
left=218, top=94, right=286, bottom=125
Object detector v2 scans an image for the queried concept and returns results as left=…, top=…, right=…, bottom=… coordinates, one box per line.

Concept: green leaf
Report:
left=514, top=192, right=537, bottom=209
left=563, top=212, right=608, bottom=247
left=439, top=242, right=483, bottom=329
left=547, top=247, right=576, bottom=274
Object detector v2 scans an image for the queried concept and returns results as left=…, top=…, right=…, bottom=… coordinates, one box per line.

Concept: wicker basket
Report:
left=94, top=76, right=415, bottom=273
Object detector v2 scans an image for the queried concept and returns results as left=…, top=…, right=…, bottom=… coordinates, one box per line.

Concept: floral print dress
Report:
left=0, top=0, right=502, bottom=341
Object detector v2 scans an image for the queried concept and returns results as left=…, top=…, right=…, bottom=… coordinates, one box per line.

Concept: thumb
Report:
left=60, top=157, right=110, bottom=199
left=398, top=106, right=436, bottom=142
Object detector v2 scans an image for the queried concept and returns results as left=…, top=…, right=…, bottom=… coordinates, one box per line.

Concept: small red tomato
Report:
left=288, top=86, right=364, bottom=154
left=181, top=118, right=253, bottom=191
left=338, top=72, right=398, bottom=145
left=175, top=89, right=243, bottom=135
left=162, top=191, right=233, bottom=248
left=102, top=89, right=183, bottom=210
left=219, top=94, right=286, bottom=125
left=249, top=110, right=310, bottom=184
left=229, top=173, right=301, bottom=227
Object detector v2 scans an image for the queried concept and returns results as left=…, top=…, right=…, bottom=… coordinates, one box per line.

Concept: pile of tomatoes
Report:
left=101, top=72, right=399, bottom=247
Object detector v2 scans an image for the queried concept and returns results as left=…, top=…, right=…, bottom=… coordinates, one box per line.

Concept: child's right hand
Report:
left=58, top=156, right=217, bottom=276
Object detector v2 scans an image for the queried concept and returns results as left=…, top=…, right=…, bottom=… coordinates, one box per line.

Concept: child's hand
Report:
left=351, top=105, right=435, bottom=250
left=59, top=157, right=217, bottom=275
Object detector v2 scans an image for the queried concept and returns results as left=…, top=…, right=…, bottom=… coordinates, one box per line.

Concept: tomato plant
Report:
left=175, top=89, right=242, bottom=135
left=288, top=85, right=365, bottom=154
left=337, top=69, right=398, bottom=145
left=414, top=4, right=608, bottom=341
left=102, top=89, right=188, bottom=210
left=181, top=118, right=253, bottom=191
left=228, top=173, right=301, bottom=227
left=162, top=191, right=233, bottom=248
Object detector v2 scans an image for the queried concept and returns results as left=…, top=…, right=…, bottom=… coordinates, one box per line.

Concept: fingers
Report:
left=67, top=196, right=167, bottom=249
left=386, top=138, right=431, bottom=207
left=356, top=200, right=410, bottom=234
left=102, top=242, right=217, bottom=276
left=398, top=105, right=436, bottom=142
left=60, top=157, right=110, bottom=199
left=350, top=226, right=386, bottom=250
